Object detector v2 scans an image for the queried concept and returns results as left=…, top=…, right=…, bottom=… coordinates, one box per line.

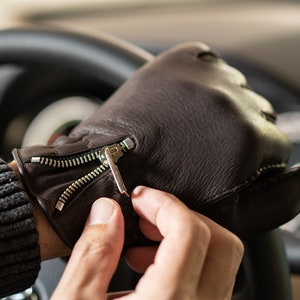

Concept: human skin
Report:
left=8, top=160, right=243, bottom=299
left=51, top=186, right=244, bottom=300
left=8, top=161, right=71, bottom=259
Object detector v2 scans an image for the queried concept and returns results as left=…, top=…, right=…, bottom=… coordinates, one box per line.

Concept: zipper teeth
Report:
left=32, top=149, right=101, bottom=168
left=32, top=139, right=131, bottom=168
left=56, top=163, right=109, bottom=211
left=47, top=138, right=134, bottom=211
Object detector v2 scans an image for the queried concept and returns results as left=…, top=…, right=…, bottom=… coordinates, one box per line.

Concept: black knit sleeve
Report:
left=0, top=158, right=40, bottom=298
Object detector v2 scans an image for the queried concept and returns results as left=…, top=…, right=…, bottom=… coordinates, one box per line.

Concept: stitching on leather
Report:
left=240, top=166, right=299, bottom=195
left=208, top=165, right=300, bottom=223
left=200, top=161, right=287, bottom=208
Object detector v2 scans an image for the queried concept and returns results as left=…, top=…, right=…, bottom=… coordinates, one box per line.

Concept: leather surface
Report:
left=13, top=42, right=299, bottom=248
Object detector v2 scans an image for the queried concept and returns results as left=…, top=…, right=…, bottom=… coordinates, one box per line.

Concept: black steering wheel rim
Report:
left=0, top=27, right=153, bottom=159
left=0, top=27, right=153, bottom=88
left=0, top=27, right=292, bottom=300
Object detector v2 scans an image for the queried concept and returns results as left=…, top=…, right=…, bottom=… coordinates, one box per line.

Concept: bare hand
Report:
left=51, top=186, right=244, bottom=300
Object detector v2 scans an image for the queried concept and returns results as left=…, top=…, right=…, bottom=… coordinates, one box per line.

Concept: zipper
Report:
left=29, top=137, right=135, bottom=211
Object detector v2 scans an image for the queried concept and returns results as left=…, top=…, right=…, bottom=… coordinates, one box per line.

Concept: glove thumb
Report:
left=51, top=198, right=124, bottom=300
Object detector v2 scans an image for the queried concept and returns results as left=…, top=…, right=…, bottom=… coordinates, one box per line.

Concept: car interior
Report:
left=0, top=1, right=300, bottom=299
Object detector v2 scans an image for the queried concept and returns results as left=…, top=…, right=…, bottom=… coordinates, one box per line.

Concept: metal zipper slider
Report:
left=103, top=147, right=129, bottom=197
left=53, top=137, right=134, bottom=211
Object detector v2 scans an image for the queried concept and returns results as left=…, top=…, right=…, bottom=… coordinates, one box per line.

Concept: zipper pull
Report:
left=101, top=147, right=130, bottom=197
left=99, top=137, right=135, bottom=163
left=53, top=137, right=134, bottom=211
left=99, top=137, right=135, bottom=198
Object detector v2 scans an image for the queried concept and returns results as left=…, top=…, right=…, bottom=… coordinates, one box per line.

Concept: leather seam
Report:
left=199, top=161, right=286, bottom=209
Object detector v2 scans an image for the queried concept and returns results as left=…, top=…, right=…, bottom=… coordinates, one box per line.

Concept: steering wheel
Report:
left=0, top=27, right=292, bottom=300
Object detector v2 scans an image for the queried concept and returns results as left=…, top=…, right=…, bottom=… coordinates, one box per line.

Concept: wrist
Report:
left=12, top=137, right=150, bottom=250
left=8, top=161, right=70, bottom=259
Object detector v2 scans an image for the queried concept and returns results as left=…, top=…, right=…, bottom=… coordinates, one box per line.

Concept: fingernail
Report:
left=88, top=198, right=115, bottom=225
left=132, top=185, right=147, bottom=198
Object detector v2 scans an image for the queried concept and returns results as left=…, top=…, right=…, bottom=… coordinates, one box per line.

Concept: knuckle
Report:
left=182, top=214, right=212, bottom=246
left=221, top=230, right=244, bottom=262
left=195, top=218, right=211, bottom=242
left=73, top=227, right=115, bottom=259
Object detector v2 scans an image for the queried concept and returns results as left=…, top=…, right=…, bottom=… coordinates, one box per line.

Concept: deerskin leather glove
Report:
left=13, top=42, right=300, bottom=249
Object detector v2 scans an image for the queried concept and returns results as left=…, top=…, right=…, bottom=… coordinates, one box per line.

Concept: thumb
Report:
left=51, top=198, right=124, bottom=300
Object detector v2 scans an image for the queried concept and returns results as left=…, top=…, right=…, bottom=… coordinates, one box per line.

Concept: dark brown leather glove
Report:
left=13, top=42, right=300, bottom=249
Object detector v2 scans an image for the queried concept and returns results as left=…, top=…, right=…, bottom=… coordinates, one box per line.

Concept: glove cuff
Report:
left=12, top=137, right=148, bottom=249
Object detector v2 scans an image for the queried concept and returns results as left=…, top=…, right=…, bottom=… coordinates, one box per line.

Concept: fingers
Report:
left=133, top=187, right=211, bottom=291
left=194, top=213, right=244, bottom=298
left=123, top=186, right=243, bottom=300
left=51, top=198, right=124, bottom=300
left=51, top=186, right=243, bottom=300
left=126, top=246, right=158, bottom=273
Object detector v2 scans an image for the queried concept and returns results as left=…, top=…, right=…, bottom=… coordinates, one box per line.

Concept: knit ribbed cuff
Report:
left=0, top=159, right=41, bottom=298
